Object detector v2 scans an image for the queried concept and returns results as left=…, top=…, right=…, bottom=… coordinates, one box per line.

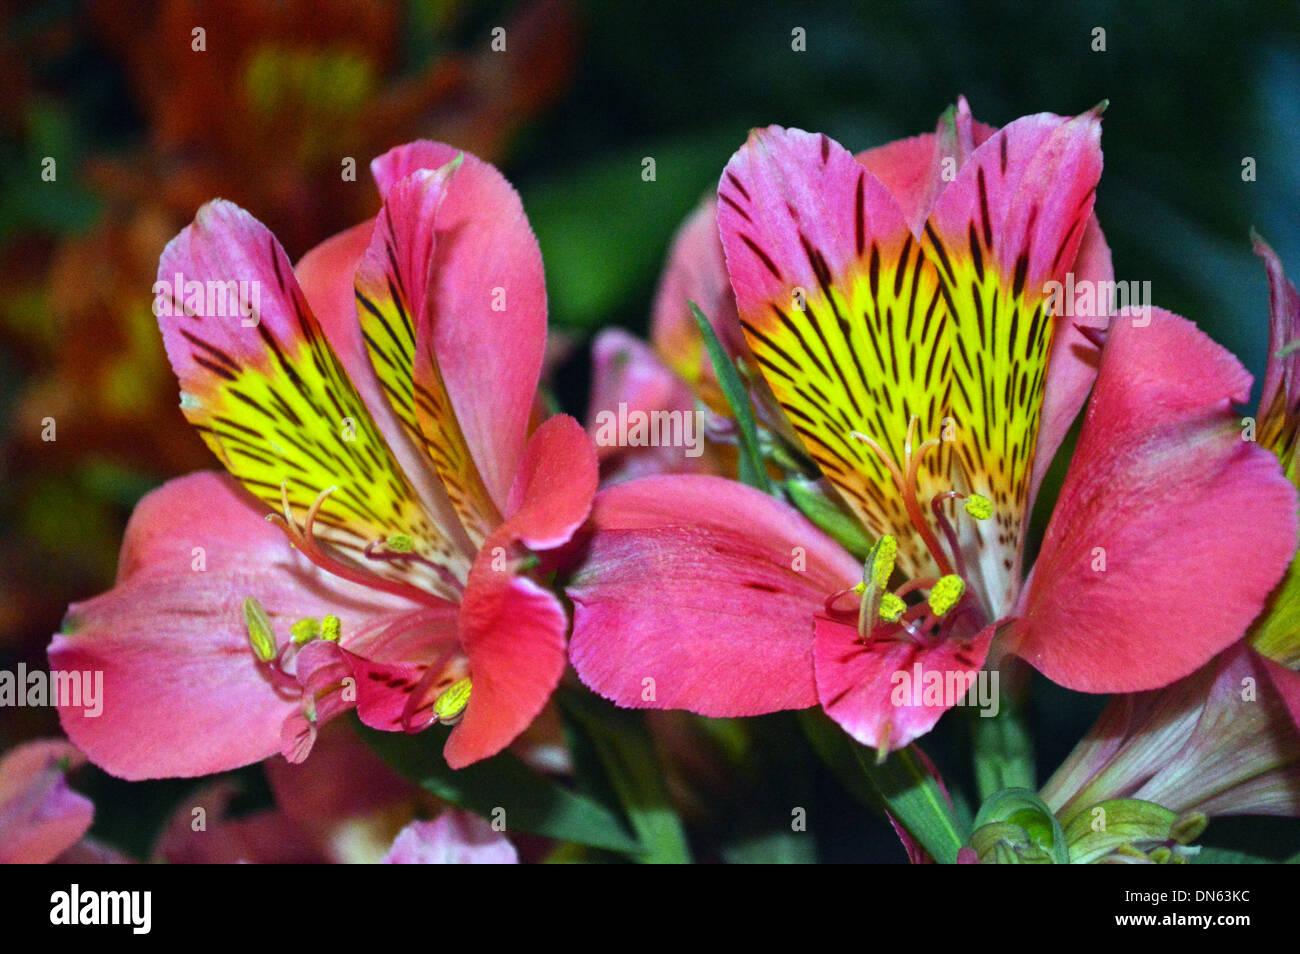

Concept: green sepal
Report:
left=1060, top=798, right=1189, bottom=864
left=971, top=787, right=1069, bottom=864
left=785, top=476, right=873, bottom=561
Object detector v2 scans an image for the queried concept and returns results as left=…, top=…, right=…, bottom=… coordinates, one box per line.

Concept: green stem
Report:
left=559, top=690, right=691, bottom=864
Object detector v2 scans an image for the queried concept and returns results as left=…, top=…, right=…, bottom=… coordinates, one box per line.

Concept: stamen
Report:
left=893, top=577, right=938, bottom=599
left=400, top=645, right=463, bottom=734
left=850, top=420, right=955, bottom=576
left=385, top=533, right=414, bottom=553
left=825, top=586, right=862, bottom=620
left=242, top=597, right=278, bottom=662
left=878, top=593, right=906, bottom=622
left=290, top=617, right=321, bottom=645
left=321, top=614, right=342, bottom=642
left=964, top=493, right=993, bottom=520
left=433, top=678, right=473, bottom=725
left=266, top=482, right=455, bottom=608
left=363, top=539, right=465, bottom=595
left=854, top=537, right=895, bottom=641
left=872, top=535, right=898, bottom=588
left=930, top=491, right=969, bottom=580
left=928, top=575, right=966, bottom=616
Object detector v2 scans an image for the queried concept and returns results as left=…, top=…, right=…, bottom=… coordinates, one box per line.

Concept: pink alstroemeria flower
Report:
left=0, top=740, right=94, bottom=864
left=568, top=101, right=1297, bottom=753
left=50, top=141, right=597, bottom=777
left=1246, top=235, right=1300, bottom=726
left=587, top=194, right=798, bottom=483
left=586, top=197, right=743, bottom=482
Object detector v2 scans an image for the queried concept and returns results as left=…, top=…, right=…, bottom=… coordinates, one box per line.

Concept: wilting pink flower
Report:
left=50, top=141, right=597, bottom=777
left=1041, top=642, right=1300, bottom=824
left=382, top=811, right=518, bottom=864
left=568, top=101, right=1297, bottom=753
left=0, top=739, right=94, bottom=864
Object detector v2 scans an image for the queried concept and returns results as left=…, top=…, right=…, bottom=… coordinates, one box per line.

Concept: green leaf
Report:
left=690, top=301, right=770, bottom=492
left=559, top=690, right=691, bottom=864
left=785, top=476, right=873, bottom=561
left=723, top=829, right=815, bottom=864
left=861, top=746, right=966, bottom=864
left=800, top=709, right=965, bottom=863
left=357, top=721, right=642, bottom=855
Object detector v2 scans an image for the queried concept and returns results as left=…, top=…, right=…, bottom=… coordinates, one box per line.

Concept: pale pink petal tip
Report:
left=382, top=811, right=518, bottom=864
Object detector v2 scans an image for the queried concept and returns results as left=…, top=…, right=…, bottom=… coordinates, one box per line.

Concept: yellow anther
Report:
left=321, top=614, right=342, bottom=642
left=290, top=617, right=321, bottom=644
left=878, top=592, right=906, bottom=622
left=385, top=533, right=414, bottom=553
left=871, top=535, right=898, bottom=588
left=242, top=597, right=277, bottom=662
left=928, top=575, right=966, bottom=616
left=433, top=678, right=472, bottom=724
left=964, top=494, right=993, bottom=520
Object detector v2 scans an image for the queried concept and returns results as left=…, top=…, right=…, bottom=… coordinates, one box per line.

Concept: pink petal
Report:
left=382, top=811, right=517, bottom=864
left=444, top=534, right=569, bottom=769
left=926, top=107, right=1104, bottom=309
left=1262, top=654, right=1300, bottom=733
left=815, top=616, right=995, bottom=753
left=0, top=740, right=93, bottom=864
left=280, top=639, right=356, bottom=764
left=567, top=475, right=861, bottom=716
left=1029, top=215, right=1113, bottom=506
left=1011, top=309, right=1299, bottom=692
left=154, top=782, right=323, bottom=864
left=853, top=133, right=941, bottom=237
left=718, top=126, right=909, bottom=340
left=588, top=328, right=709, bottom=480
left=503, top=413, right=598, bottom=552
left=348, top=607, right=463, bottom=733
left=370, top=141, right=548, bottom=514
left=359, top=163, right=503, bottom=547
left=48, top=472, right=415, bottom=780
left=853, top=96, right=997, bottom=235
left=155, top=199, right=464, bottom=596
left=1255, top=233, right=1300, bottom=428
left=296, top=218, right=468, bottom=546
left=649, top=197, right=748, bottom=374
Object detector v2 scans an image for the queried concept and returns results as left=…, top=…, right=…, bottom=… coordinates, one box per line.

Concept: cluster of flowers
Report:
left=10, top=99, right=1300, bottom=863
